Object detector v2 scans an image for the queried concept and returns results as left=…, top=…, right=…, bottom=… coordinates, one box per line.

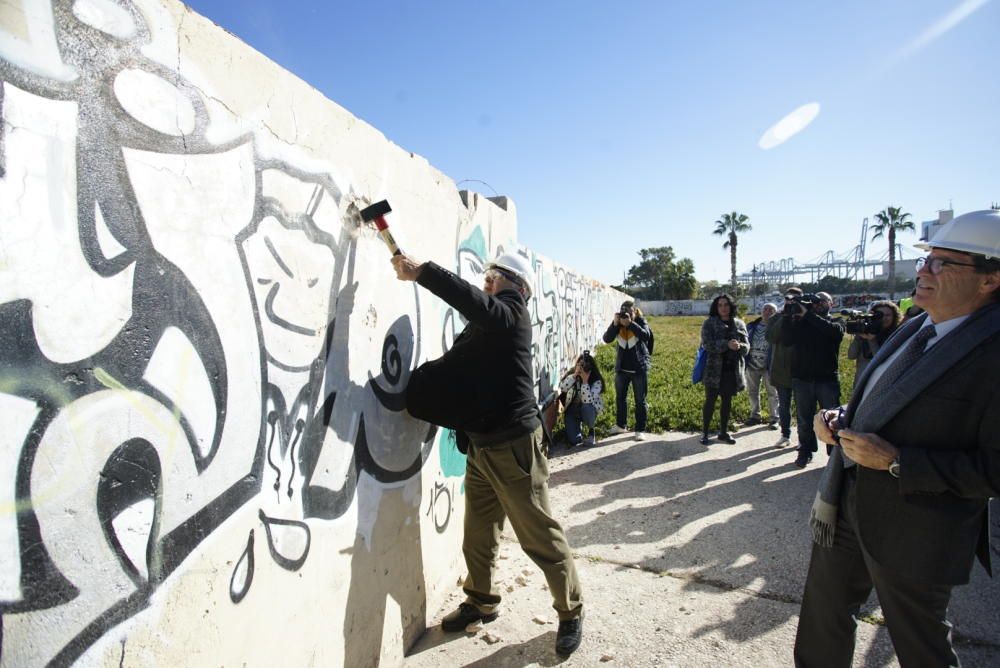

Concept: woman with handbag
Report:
left=700, top=294, right=749, bottom=445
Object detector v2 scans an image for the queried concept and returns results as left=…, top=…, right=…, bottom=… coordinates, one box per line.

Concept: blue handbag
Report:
left=691, top=345, right=707, bottom=384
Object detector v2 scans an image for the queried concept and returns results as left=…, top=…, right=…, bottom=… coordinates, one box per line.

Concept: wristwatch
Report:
left=888, top=457, right=901, bottom=479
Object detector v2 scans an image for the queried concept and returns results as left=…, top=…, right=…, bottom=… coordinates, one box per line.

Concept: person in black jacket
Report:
left=794, top=209, right=1000, bottom=667
left=391, top=251, right=584, bottom=656
left=602, top=300, right=653, bottom=440
left=774, top=291, right=844, bottom=467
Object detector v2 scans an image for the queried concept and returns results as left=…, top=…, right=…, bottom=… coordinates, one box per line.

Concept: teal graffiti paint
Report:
left=439, top=429, right=467, bottom=478
left=460, top=226, right=487, bottom=259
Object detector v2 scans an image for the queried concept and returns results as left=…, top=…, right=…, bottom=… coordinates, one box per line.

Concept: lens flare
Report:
left=758, top=102, right=821, bottom=150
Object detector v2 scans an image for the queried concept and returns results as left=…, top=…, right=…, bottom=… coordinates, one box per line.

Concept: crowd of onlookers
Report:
left=555, top=290, right=920, bottom=468
left=395, top=209, right=997, bottom=661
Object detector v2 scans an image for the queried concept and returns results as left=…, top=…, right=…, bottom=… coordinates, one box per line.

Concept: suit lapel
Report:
left=845, top=314, right=925, bottom=420
left=847, top=304, right=1000, bottom=432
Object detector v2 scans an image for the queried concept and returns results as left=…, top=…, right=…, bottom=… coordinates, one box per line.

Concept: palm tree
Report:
left=713, top=211, right=752, bottom=292
left=871, top=205, right=915, bottom=299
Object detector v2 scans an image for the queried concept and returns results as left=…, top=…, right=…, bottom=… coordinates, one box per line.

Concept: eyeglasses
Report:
left=484, top=267, right=524, bottom=287
left=916, top=255, right=977, bottom=274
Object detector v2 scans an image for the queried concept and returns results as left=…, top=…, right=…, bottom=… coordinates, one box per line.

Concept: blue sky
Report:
left=185, top=0, right=998, bottom=286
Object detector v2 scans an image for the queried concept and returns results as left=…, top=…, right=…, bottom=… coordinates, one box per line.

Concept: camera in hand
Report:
left=839, top=309, right=882, bottom=335
left=783, top=293, right=819, bottom=316
left=619, top=310, right=632, bottom=319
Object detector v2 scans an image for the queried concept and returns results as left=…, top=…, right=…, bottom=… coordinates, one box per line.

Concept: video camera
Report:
left=838, top=309, right=882, bottom=336
left=783, top=293, right=820, bottom=316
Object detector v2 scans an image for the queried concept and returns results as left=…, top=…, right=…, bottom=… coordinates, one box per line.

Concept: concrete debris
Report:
left=600, top=654, right=615, bottom=662
left=532, top=615, right=550, bottom=625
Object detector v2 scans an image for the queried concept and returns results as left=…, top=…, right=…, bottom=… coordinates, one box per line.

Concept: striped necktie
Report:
left=845, top=324, right=937, bottom=468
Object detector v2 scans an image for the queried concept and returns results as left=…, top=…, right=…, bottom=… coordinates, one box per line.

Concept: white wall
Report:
left=638, top=300, right=713, bottom=316
left=0, top=1, right=626, bottom=665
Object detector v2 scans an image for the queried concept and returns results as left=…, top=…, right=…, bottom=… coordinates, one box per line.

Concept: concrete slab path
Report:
left=404, top=427, right=1000, bottom=667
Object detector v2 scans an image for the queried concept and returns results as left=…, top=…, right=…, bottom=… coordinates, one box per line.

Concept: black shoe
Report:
left=717, top=432, right=737, bottom=444
left=555, top=614, right=584, bottom=656
left=699, top=434, right=711, bottom=445
left=767, top=420, right=779, bottom=430
left=441, top=603, right=498, bottom=632
left=743, top=416, right=762, bottom=426
left=794, top=451, right=813, bottom=468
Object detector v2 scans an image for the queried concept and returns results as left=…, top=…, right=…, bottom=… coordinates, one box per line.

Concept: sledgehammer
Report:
left=360, top=200, right=401, bottom=256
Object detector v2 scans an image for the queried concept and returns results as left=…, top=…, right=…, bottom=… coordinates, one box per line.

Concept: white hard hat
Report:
left=486, top=252, right=534, bottom=298
left=915, top=209, right=1000, bottom=259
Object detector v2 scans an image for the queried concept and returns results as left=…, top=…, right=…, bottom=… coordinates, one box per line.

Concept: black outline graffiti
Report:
left=0, top=2, right=437, bottom=663
left=229, top=530, right=255, bottom=604
left=425, top=482, right=453, bottom=534
left=258, top=510, right=310, bottom=572
left=97, top=439, right=163, bottom=588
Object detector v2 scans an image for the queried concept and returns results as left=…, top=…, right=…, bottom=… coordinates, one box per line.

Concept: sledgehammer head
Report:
left=360, top=200, right=392, bottom=228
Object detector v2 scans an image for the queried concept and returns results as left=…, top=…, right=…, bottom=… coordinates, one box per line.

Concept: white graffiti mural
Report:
left=0, top=1, right=626, bottom=665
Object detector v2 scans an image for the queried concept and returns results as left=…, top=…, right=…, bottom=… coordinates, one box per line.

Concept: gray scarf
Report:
left=809, top=303, right=1000, bottom=547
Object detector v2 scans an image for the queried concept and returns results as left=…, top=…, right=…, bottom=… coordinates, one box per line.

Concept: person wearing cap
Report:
left=391, top=251, right=584, bottom=657
left=602, top=300, right=653, bottom=440
left=794, top=210, right=1000, bottom=667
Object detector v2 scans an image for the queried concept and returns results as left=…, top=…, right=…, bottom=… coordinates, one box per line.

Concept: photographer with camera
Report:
left=845, top=301, right=902, bottom=387
left=603, top=300, right=653, bottom=440
left=558, top=351, right=605, bottom=448
left=773, top=290, right=844, bottom=467
left=766, top=288, right=802, bottom=446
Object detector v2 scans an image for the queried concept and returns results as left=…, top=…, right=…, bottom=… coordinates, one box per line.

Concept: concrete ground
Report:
left=404, top=427, right=1000, bottom=667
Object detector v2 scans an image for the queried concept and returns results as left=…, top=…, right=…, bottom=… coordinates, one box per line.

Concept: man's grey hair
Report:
left=816, top=292, right=833, bottom=303
left=762, top=302, right=778, bottom=313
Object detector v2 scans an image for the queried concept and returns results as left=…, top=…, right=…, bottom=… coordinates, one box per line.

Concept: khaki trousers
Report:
left=462, top=426, right=583, bottom=621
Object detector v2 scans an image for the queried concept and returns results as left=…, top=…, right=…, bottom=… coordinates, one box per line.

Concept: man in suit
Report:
left=793, top=209, right=1000, bottom=667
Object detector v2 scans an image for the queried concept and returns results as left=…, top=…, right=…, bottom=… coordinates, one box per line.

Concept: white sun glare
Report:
left=758, top=102, right=821, bottom=150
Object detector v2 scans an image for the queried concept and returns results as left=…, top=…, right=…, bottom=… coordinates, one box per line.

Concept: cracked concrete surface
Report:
left=405, top=428, right=1000, bottom=667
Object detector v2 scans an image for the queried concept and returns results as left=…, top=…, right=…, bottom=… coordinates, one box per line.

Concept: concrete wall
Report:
left=0, top=1, right=627, bottom=665
left=639, top=299, right=714, bottom=316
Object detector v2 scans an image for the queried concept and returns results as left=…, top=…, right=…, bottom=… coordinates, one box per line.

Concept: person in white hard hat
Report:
left=795, top=209, right=1000, bottom=666
left=391, top=250, right=585, bottom=656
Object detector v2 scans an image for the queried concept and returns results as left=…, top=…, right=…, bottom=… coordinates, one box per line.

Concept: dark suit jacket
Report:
left=846, top=304, right=1000, bottom=585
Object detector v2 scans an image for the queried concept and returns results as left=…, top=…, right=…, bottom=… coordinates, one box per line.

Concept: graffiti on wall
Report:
left=0, top=1, right=626, bottom=665
left=0, top=1, right=434, bottom=664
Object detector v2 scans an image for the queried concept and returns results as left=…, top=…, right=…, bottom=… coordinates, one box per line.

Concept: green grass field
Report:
left=577, top=315, right=857, bottom=436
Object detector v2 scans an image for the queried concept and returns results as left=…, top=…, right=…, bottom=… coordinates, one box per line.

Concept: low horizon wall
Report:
left=0, top=1, right=627, bottom=665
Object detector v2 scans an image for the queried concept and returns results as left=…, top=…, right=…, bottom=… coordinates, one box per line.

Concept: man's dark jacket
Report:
left=846, top=305, right=1000, bottom=585
left=777, top=311, right=844, bottom=382
left=602, top=316, right=652, bottom=373
left=405, top=262, right=538, bottom=446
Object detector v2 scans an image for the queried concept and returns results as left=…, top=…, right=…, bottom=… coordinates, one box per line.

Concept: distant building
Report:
left=883, top=258, right=918, bottom=281
left=921, top=209, right=954, bottom=243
